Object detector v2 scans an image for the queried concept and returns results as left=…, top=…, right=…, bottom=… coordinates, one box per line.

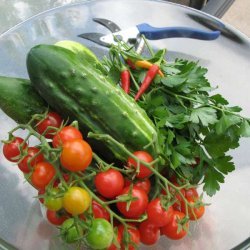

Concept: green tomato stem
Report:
left=8, top=123, right=68, bottom=187
left=73, top=174, right=146, bottom=225
left=88, top=132, right=195, bottom=215
left=93, top=153, right=133, bottom=174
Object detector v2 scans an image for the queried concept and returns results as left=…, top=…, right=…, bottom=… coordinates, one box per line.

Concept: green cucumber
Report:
left=0, top=76, right=46, bottom=123
left=55, top=40, right=99, bottom=65
left=55, top=40, right=107, bottom=76
left=0, top=41, right=101, bottom=125
left=27, top=44, right=157, bottom=160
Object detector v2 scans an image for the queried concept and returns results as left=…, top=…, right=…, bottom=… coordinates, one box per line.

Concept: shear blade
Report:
left=93, top=18, right=121, bottom=32
left=78, top=32, right=110, bottom=47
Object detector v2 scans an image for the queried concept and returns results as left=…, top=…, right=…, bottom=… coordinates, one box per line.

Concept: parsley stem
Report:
left=163, top=88, right=247, bottom=120
left=142, top=35, right=154, bottom=56
left=128, top=68, right=140, bottom=91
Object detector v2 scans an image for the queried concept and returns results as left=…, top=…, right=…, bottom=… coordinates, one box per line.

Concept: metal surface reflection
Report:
left=0, top=1, right=249, bottom=249
left=187, top=12, right=250, bottom=45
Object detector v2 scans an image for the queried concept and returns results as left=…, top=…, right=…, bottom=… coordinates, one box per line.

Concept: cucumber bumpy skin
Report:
left=27, top=44, right=158, bottom=160
left=0, top=41, right=101, bottom=125
left=0, top=76, right=47, bottom=124
left=55, top=40, right=107, bottom=76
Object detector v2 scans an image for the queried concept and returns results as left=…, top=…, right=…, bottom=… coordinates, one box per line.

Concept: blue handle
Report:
left=136, top=23, right=220, bottom=40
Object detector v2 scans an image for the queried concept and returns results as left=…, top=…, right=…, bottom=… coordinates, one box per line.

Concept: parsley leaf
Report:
left=170, top=148, right=181, bottom=169
left=215, top=113, right=241, bottom=134
left=202, top=155, right=235, bottom=196
left=107, top=43, right=250, bottom=197
left=226, top=106, right=242, bottom=113
left=239, top=120, right=250, bottom=137
left=210, top=94, right=229, bottom=105
left=205, top=124, right=241, bottom=157
left=203, top=167, right=224, bottom=196
left=204, top=131, right=239, bottom=158
left=161, top=76, right=186, bottom=88
left=168, top=105, right=186, bottom=114
left=167, top=130, right=175, bottom=144
left=190, top=107, right=217, bottom=126
left=161, top=64, right=181, bottom=75
left=107, top=65, right=121, bottom=84
left=165, top=114, right=189, bottom=129
left=179, top=165, right=194, bottom=179
left=214, top=155, right=235, bottom=174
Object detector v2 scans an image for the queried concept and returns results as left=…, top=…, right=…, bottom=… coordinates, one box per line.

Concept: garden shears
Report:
left=79, top=18, right=221, bottom=52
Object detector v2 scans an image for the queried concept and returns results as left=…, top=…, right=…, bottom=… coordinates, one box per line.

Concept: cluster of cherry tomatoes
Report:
left=2, top=111, right=205, bottom=249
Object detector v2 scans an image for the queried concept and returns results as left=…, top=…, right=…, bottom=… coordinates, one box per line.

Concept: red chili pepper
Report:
left=126, top=59, right=136, bottom=70
left=135, top=60, right=164, bottom=77
left=120, top=69, right=131, bottom=94
left=135, top=64, right=159, bottom=101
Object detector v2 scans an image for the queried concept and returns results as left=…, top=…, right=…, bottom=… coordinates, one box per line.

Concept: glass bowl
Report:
left=0, top=1, right=249, bottom=249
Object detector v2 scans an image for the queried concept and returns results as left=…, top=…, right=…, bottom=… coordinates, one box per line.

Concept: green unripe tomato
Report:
left=44, top=188, right=63, bottom=211
left=60, top=218, right=83, bottom=244
left=85, top=218, right=113, bottom=249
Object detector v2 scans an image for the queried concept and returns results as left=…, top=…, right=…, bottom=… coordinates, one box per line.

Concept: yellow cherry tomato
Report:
left=63, top=187, right=91, bottom=215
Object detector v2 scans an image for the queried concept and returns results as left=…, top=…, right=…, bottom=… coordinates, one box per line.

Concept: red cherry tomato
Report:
left=185, top=188, right=199, bottom=200
left=117, top=186, right=148, bottom=219
left=31, top=162, right=56, bottom=189
left=161, top=211, right=189, bottom=240
left=169, top=182, right=185, bottom=202
left=127, top=151, right=154, bottom=179
left=92, top=200, right=110, bottom=221
left=46, top=210, right=68, bottom=225
left=52, top=126, right=83, bottom=148
left=139, top=220, right=160, bottom=245
left=146, top=198, right=174, bottom=227
left=181, top=197, right=205, bottom=221
left=118, top=224, right=140, bottom=250
left=173, top=187, right=186, bottom=211
left=124, top=178, right=131, bottom=187
left=60, top=139, right=92, bottom=172
left=125, top=179, right=151, bottom=194
left=181, top=188, right=205, bottom=220
left=95, top=169, right=124, bottom=199
left=36, top=112, right=62, bottom=139
left=162, top=183, right=185, bottom=211
left=3, top=137, right=27, bottom=162
left=18, top=147, right=44, bottom=173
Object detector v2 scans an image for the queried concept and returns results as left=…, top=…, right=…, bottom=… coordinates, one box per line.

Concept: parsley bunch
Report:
left=103, top=40, right=250, bottom=196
